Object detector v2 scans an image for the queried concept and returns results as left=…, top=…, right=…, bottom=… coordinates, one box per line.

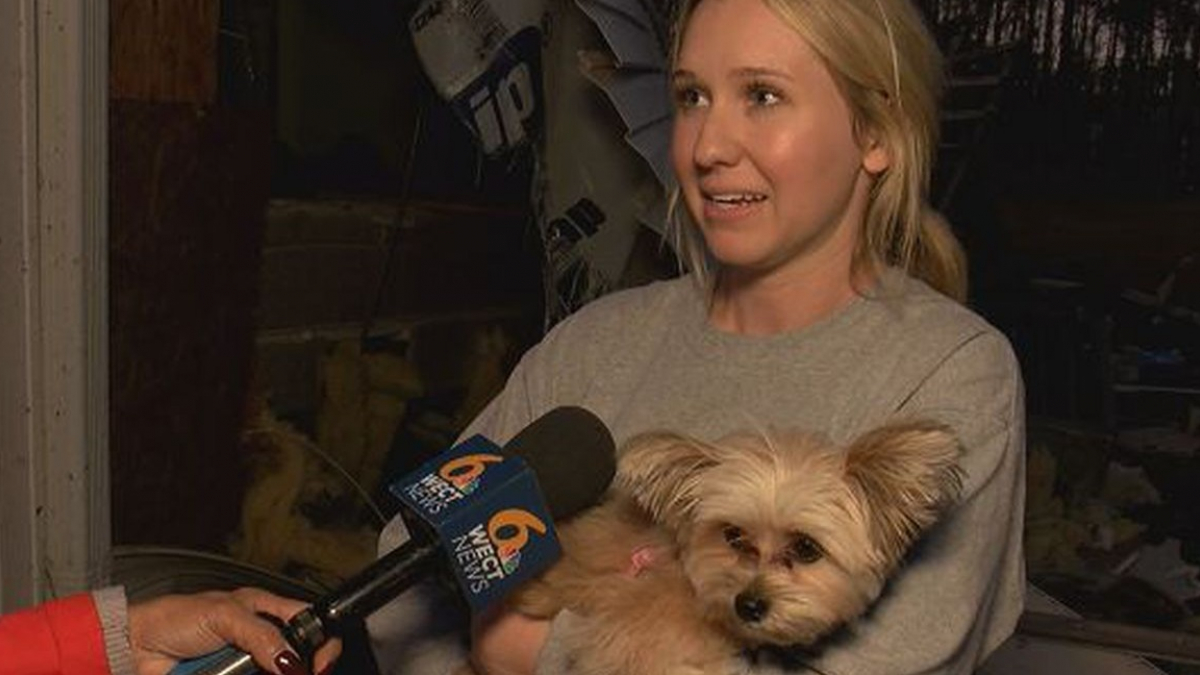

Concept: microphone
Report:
left=170, top=406, right=616, bottom=675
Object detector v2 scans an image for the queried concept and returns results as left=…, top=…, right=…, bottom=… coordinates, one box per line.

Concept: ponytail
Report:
left=911, top=209, right=967, bottom=303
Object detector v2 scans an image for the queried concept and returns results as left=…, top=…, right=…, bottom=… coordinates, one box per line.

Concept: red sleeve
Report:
left=0, top=593, right=112, bottom=675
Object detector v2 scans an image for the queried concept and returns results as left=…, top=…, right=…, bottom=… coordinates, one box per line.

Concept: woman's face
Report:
left=671, top=0, right=888, bottom=281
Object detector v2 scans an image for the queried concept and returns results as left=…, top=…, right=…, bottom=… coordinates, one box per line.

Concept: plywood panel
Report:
left=109, top=100, right=270, bottom=550
left=110, top=0, right=218, bottom=104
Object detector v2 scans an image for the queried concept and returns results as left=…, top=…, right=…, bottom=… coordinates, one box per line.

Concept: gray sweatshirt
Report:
left=369, top=269, right=1026, bottom=675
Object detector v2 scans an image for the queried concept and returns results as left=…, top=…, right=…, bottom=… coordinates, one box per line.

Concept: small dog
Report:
left=505, top=419, right=964, bottom=675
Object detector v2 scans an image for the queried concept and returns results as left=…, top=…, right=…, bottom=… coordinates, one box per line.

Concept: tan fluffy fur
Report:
left=506, top=419, right=964, bottom=675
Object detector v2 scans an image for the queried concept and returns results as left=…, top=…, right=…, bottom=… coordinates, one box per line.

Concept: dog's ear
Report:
left=843, top=419, right=964, bottom=567
left=615, top=431, right=718, bottom=530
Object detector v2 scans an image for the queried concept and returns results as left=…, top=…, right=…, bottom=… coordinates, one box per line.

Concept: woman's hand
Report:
left=468, top=605, right=550, bottom=675
left=127, top=587, right=341, bottom=675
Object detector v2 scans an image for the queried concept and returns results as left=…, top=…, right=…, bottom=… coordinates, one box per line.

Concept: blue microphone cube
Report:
left=389, top=435, right=562, bottom=612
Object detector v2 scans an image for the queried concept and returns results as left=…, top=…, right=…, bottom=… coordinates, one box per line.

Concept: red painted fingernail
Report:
left=274, top=651, right=310, bottom=675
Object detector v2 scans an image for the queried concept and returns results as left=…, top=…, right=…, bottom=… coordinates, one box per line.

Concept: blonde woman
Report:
left=373, top=0, right=1024, bottom=673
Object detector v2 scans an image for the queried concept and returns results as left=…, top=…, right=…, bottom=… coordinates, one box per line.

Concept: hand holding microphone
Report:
left=169, top=406, right=616, bottom=675
left=127, top=589, right=340, bottom=675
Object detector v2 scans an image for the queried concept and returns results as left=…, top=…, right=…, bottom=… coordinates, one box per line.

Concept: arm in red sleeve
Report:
left=0, top=592, right=112, bottom=675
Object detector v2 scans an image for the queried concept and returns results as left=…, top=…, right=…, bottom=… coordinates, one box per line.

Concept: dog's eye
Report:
left=722, top=525, right=753, bottom=553
left=788, top=534, right=823, bottom=564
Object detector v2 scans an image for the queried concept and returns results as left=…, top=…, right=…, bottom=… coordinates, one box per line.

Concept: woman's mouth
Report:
left=702, top=192, right=767, bottom=218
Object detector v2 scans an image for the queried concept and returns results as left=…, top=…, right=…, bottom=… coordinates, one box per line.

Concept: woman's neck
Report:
left=708, top=258, right=875, bottom=336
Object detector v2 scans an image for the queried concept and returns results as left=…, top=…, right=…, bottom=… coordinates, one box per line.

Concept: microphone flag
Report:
left=390, top=434, right=560, bottom=613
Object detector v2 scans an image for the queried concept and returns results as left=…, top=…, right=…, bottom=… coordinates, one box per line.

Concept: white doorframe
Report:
left=0, top=0, right=109, bottom=610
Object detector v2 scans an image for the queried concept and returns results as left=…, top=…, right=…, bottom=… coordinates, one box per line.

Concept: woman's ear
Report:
left=862, top=135, right=891, bottom=174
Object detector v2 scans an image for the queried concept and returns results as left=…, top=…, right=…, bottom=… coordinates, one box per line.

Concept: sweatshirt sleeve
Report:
left=93, top=586, right=134, bottom=675
left=0, top=591, right=113, bottom=675
left=802, top=330, right=1028, bottom=675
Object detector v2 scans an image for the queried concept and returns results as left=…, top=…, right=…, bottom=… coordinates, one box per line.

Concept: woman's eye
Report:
left=788, top=534, right=823, bottom=564
left=673, top=86, right=707, bottom=110
left=748, top=85, right=782, bottom=107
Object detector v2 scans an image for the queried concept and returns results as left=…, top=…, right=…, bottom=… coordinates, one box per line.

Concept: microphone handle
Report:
left=314, top=533, right=441, bottom=628
left=167, top=536, right=441, bottom=675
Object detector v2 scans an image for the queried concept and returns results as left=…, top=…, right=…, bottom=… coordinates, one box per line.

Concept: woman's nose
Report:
left=692, top=106, right=740, bottom=169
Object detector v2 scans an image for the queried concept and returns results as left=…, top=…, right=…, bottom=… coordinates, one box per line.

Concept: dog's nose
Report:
left=735, top=592, right=769, bottom=623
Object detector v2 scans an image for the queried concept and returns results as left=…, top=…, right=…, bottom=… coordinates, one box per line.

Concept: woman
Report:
left=0, top=587, right=340, bottom=675
left=373, top=0, right=1025, bottom=672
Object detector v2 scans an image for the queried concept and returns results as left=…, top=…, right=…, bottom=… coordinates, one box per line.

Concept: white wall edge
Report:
left=0, top=0, right=109, bottom=610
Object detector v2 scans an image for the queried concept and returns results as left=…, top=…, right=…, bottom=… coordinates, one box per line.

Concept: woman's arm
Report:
left=467, top=605, right=551, bottom=675
left=0, top=591, right=111, bottom=675
left=0, top=586, right=340, bottom=675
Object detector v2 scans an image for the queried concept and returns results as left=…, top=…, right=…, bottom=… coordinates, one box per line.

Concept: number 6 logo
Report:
left=438, top=453, right=504, bottom=490
left=488, top=508, right=548, bottom=558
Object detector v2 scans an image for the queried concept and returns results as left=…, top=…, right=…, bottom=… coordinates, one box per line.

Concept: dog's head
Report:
left=615, top=419, right=963, bottom=646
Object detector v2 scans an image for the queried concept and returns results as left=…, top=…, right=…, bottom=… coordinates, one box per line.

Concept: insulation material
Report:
left=1025, top=444, right=1096, bottom=574
left=232, top=407, right=378, bottom=583
left=453, top=324, right=515, bottom=429
left=316, top=341, right=425, bottom=498
left=1025, top=443, right=1149, bottom=576
left=232, top=343, right=423, bottom=584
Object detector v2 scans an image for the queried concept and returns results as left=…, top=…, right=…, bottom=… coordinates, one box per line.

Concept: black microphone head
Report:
left=501, top=406, right=616, bottom=520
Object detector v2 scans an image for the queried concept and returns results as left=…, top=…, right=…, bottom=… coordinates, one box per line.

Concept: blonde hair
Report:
left=666, top=0, right=968, bottom=302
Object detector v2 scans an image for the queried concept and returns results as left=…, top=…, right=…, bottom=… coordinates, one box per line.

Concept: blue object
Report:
left=389, top=434, right=561, bottom=613
left=169, top=646, right=256, bottom=675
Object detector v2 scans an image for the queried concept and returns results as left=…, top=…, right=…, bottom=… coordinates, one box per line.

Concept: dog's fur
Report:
left=506, top=419, right=964, bottom=675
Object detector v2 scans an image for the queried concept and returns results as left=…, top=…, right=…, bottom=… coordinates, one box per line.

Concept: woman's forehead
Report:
left=676, top=0, right=825, bottom=81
